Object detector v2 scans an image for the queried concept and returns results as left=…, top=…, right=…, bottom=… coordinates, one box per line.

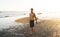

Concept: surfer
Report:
left=29, top=8, right=37, bottom=34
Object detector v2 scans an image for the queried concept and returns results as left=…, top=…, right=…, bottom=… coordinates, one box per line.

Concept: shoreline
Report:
left=0, top=15, right=60, bottom=31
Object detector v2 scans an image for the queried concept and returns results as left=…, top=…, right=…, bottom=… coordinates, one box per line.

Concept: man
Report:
left=29, top=8, right=37, bottom=34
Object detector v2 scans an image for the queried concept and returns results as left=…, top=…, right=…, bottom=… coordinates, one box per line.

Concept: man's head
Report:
left=30, top=8, right=33, bottom=13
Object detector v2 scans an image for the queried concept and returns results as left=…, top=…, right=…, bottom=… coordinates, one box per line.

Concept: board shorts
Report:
left=30, top=20, right=34, bottom=28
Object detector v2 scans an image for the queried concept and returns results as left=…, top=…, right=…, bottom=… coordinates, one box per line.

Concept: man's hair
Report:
left=31, top=8, right=33, bottom=10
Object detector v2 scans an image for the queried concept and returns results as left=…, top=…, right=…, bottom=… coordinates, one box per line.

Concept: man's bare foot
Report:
left=29, top=30, right=33, bottom=34
left=30, top=32, right=33, bottom=34
left=23, top=32, right=26, bottom=33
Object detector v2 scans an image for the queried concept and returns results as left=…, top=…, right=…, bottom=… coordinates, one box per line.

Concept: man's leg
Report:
left=32, top=27, right=34, bottom=32
left=30, top=27, right=36, bottom=34
left=30, top=28, right=33, bottom=34
left=33, top=27, right=36, bottom=32
left=30, top=27, right=33, bottom=32
left=30, top=27, right=35, bottom=32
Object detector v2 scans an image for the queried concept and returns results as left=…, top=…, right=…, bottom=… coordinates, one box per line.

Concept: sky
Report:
left=0, top=0, right=60, bottom=12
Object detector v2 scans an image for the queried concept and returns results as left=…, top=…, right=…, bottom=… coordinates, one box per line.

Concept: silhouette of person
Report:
left=29, top=8, right=37, bottom=34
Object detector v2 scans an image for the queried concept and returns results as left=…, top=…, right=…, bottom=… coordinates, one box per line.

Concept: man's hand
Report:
left=35, top=17, right=38, bottom=24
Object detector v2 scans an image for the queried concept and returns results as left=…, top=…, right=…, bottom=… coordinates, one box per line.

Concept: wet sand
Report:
left=0, top=17, right=60, bottom=37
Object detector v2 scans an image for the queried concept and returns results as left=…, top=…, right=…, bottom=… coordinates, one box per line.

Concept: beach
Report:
left=15, top=17, right=60, bottom=37
left=0, top=0, right=60, bottom=37
left=0, top=17, right=60, bottom=37
left=0, top=11, right=60, bottom=37
left=12, top=17, right=60, bottom=37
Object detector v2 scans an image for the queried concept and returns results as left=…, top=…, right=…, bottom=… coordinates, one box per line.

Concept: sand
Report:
left=1, top=17, right=60, bottom=37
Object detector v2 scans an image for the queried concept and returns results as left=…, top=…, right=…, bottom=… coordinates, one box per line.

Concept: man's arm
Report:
left=34, top=13, right=37, bottom=23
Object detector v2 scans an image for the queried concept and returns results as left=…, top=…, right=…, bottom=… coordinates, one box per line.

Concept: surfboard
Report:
left=15, top=17, right=29, bottom=24
left=15, top=17, right=39, bottom=24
